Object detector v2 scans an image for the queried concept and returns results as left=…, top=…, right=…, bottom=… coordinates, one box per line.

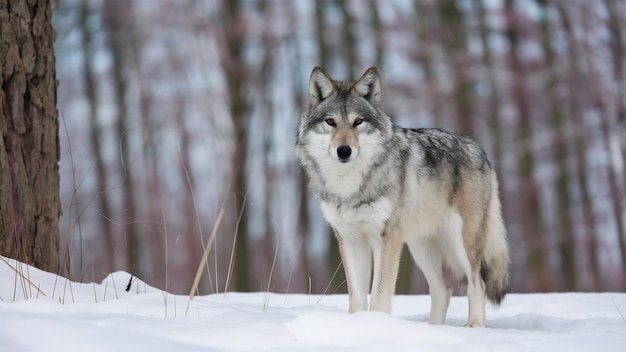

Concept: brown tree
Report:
left=80, top=0, right=114, bottom=274
left=0, top=0, right=60, bottom=272
left=219, top=0, right=251, bottom=291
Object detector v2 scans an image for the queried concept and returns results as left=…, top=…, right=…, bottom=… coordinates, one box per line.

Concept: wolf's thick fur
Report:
left=295, top=67, right=510, bottom=327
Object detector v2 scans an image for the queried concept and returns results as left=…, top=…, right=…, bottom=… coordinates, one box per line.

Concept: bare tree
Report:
left=0, top=0, right=61, bottom=272
left=218, top=0, right=251, bottom=291
left=504, top=0, right=555, bottom=292
left=102, top=0, right=142, bottom=276
left=603, top=0, right=626, bottom=288
left=80, top=0, right=115, bottom=274
left=534, top=0, right=576, bottom=291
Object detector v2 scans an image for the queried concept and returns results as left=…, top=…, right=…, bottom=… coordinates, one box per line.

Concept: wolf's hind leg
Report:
left=465, top=269, right=486, bottom=327
left=338, top=237, right=372, bottom=313
left=370, top=233, right=403, bottom=313
left=407, top=241, right=451, bottom=325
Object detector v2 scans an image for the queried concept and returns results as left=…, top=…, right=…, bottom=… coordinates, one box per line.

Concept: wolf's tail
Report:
left=480, top=174, right=510, bottom=305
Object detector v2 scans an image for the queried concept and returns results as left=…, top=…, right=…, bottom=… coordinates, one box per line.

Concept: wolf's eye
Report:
left=353, top=118, right=363, bottom=126
left=325, top=118, right=336, bottom=126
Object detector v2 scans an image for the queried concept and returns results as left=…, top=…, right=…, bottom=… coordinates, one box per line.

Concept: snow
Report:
left=1, top=257, right=625, bottom=351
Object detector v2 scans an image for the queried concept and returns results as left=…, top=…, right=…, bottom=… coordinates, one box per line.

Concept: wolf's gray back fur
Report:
left=296, top=66, right=510, bottom=327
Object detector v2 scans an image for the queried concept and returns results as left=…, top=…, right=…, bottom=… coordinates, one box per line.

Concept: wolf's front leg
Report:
left=369, top=233, right=403, bottom=313
left=337, top=236, right=372, bottom=313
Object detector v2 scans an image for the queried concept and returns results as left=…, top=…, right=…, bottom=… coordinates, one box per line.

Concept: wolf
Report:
left=295, top=67, right=510, bottom=327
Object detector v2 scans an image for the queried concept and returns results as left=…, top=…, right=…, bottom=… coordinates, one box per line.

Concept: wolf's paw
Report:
left=464, top=320, right=485, bottom=328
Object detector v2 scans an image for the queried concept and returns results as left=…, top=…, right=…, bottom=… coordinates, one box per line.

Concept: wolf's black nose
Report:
left=337, top=145, right=352, bottom=161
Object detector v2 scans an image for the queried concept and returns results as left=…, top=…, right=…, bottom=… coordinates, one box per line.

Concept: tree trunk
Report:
left=0, top=0, right=60, bottom=272
left=103, top=0, right=142, bottom=278
left=220, top=0, right=251, bottom=292
left=604, top=0, right=626, bottom=288
left=537, top=0, right=577, bottom=291
left=555, top=1, right=602, bottom=291
left=80, top=0, right=115, bottom=274
left=505, top=0, right=554, bottom=292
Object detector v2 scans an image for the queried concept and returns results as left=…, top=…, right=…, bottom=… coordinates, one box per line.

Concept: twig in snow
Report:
left=126, top=264, right=135, bottom=292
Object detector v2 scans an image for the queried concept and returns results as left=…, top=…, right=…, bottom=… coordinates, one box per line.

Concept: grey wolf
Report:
left=295, top=67, right=510, bottom=327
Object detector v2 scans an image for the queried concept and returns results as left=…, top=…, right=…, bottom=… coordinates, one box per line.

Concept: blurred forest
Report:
left=52, top=0, right=626, bottom=295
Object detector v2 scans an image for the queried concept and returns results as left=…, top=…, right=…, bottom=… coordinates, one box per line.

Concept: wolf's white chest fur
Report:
left=321, top=197, right=393, bottom=239
left=318, top=162, right=366, bottom=198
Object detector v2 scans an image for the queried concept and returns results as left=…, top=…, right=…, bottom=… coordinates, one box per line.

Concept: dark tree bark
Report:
left=0, top=0, right=61, bottom=272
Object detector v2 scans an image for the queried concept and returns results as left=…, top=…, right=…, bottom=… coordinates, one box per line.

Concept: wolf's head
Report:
left=296, top=67, right=393, bottom=166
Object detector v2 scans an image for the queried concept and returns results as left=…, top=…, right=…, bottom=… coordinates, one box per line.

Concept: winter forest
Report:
left=52, top=0, right=626, bottom=296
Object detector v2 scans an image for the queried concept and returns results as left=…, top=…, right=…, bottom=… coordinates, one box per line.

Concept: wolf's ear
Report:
left=309, top=67, right=335, bottom=108
left=354, top=67, right=381, bottom=106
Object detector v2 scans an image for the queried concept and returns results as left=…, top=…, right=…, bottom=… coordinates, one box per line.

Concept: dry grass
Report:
left=0, top=256, right=46, bottom=299
left=186, top=207, right=225, bottom=316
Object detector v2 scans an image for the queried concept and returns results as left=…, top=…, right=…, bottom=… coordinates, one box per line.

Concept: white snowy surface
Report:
left=1, top=256, right=625, bottom=351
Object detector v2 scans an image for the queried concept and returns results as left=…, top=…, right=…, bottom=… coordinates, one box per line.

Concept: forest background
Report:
left=52, top=0, right=626, bottom=295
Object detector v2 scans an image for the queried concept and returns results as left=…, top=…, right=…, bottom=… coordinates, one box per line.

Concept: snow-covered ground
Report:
left=1, top=256, right=625, bottom=351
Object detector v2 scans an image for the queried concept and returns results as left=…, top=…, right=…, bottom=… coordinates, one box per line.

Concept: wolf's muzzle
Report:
left=337, top=145, right=352, bottom=162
